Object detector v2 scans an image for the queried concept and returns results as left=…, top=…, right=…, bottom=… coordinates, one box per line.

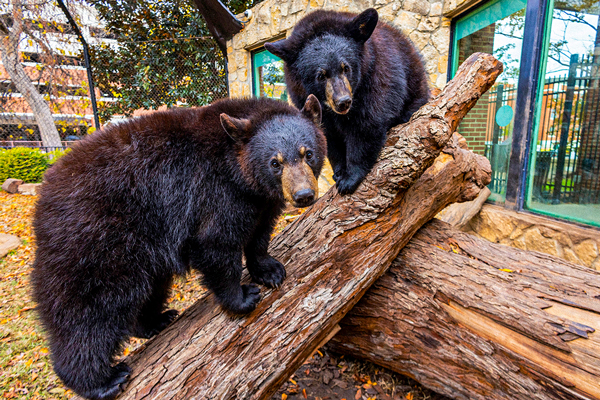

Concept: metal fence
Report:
left=481, top=54, right=600, bottom=205
left=0, top=37, right=227, bottom=149
left=531, top=54, right=600, bottom=204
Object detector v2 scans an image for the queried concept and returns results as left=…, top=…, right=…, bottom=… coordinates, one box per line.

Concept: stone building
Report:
left=216, top=0, right=600, bottom=268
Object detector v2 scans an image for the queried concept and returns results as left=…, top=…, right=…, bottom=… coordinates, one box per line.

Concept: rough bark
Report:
left=330, top=219, right=600, bottom=400
left=0, top=0, right=62, bottom=147
left=93, top=52, right=500, bottom=400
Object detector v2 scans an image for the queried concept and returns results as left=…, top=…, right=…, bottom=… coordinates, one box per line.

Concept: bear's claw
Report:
left=85, top=362, right=131, bottom=400
left=248, top=256, right=287, bottom=289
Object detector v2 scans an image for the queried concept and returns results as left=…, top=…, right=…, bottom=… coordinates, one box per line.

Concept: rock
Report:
left=563, top=248, right=582, bottom=265
left=0, top=233, right=21, bottom=258
left=470, top=207, right=514, bottom=243
left=574, top=239, right=598, bottom=267
left=523, top=228, right=560, bottom=256
left=17, top=183, right=42, bottom=196
left=2, top=178, right=23, bottom=194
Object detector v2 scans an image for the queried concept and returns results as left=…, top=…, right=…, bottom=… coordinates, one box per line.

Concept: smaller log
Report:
left=437, top=186, right=490, bottom=228
left=330, top=219, right=600, bottom=400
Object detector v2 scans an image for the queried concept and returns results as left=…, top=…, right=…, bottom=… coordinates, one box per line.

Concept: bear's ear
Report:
left=347, top=8, right=378, bottom=43
left=220, top=113, right=252, bottom=142
left=301, top=94, right=322, bottom=125
left=264, top=40, right=292, bottom=62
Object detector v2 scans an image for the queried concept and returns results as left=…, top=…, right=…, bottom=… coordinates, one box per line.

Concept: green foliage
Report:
left=46, top=148, right=71, bottom=165
left=0, top=148, right=49, bottom=184
left=88, top=0, right=255, bottom=122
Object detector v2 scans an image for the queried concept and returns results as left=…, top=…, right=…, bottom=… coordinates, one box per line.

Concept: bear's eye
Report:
left=342, top=64, right=350, bottom=73
left=270, top=159, right=281, bottom=170
left=305, top=150, right=314, bottom=160
left=316, top=71, right=326, bottom=81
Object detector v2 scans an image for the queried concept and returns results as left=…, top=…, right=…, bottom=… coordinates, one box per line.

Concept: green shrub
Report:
left=46, top=148, right=71, bottom=165
left=0, top=147, right=49, bottom=183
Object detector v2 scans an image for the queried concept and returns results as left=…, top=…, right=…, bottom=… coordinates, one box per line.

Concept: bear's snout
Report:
left=326, top=76, right=353, bottom=115
left=334, top=96, right=352, bottom=113
left=292, top=188, right=315, bottom=207
left=281, top=161, right=319, bottom=208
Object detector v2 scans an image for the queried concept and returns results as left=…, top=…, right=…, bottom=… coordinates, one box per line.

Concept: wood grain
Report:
left=330, top=219, right=600, bottom=400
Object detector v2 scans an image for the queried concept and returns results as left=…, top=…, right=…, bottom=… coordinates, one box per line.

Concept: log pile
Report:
left=330, top=219, right=600, bottom=400
left=101, top=53, right=499, bottom=400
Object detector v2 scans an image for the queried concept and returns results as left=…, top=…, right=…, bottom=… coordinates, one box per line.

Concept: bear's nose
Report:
left=335, top=96, right=352, bottom=112
left=293, top=188, right=315, bottom=207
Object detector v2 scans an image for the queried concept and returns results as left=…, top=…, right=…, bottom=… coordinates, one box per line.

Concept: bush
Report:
left=46, top=148, right=71, bottom=166
left=0, top=147, right=50, bottom=183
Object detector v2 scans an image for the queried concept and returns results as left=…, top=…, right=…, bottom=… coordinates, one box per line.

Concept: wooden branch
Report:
left=437, top=186, right=491, bottom=228
left=101, top=52, right=500, bottom=400
left=330, top=219, right=600, bottom=400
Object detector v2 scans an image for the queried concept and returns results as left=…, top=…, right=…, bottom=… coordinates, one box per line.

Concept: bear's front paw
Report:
left=332, top=167, right=346, bottom=183
left=86, top=362, right=130, bottom=400
left=247, top=256, right=286, bottom=289
left=224, top=284, right=262, bottom=314
left=336, top=174, right=363, bottom=195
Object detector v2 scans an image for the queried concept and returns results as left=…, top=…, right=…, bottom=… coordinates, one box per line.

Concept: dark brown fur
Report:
left=31, top=97, right=326, bottom=400
left=266, top=9, right=430, bottom=194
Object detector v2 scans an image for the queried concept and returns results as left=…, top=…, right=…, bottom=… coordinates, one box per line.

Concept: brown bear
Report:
left=265, top=9, right=430, bottom=194
left=31, top=96, right=326, bottom=400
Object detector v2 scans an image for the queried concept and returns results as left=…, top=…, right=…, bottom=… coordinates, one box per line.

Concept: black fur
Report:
left=265, top=8, right=430, bottom=194
left=31, top=97, right=326, bottom=400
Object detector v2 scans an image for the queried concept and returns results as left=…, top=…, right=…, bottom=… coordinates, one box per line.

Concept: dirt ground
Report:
left=0, top=192, right=449, bottom=400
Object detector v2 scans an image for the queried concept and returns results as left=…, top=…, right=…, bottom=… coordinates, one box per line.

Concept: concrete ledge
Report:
left=468, top=204, right=600, bottom=269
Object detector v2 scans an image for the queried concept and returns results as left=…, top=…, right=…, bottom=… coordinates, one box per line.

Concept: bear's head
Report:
left=220, top=95, right=326, bottom=208
left=265, top=8, right=378, bottom=115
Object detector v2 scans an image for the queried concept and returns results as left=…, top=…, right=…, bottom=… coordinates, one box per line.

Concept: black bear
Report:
left=31, top=95, right=326, bottom=400
left=265, top=8, right=430, bottom=194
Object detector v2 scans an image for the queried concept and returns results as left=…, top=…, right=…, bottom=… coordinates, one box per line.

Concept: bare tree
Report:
left=0, top=0, right=93, bottom=147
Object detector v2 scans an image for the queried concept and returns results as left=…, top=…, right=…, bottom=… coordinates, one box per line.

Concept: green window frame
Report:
left=251, top=48, right=287, bottom=100
left=451, top=0, right=527, bottom=77
left=524, top=0, right=600, bottom=227
left=450, top=0, right=527, bottom=204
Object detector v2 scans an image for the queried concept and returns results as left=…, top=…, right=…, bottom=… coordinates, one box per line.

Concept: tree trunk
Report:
left=330, top=219, right=600, bottom=400
left=86, top=52, right=500, bottom=400
left=0, top=0, right=62, bottom=148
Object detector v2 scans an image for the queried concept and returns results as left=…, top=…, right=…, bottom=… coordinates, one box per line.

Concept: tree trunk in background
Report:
left=76, top=53, right=499, bottom=400
left=0, top=0, right=62, bottom=148
left=330, top=219, right=600, bottom=400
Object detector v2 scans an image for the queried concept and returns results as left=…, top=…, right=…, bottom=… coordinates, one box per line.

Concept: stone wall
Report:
left=468, top=204, right=600, bottom=270
left=226, top=0, right=462, bottom=98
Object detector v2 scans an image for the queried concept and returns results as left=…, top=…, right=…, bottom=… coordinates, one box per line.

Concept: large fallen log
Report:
left=330, top=219, right=600, bottom=400
left=99, top=53, right=499, bottom=400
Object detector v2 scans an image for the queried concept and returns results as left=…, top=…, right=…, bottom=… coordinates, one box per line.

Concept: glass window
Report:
left=252, top=49, right=287, bottom=100
left=452, top=0, right=527, bottom=203
left=526, top=0, right=600, bottom=227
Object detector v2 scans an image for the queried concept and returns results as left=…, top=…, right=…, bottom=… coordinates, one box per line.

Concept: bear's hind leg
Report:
left=50, top=320, right=131, bottom=400
left=132, top=276, right=179, bottom=339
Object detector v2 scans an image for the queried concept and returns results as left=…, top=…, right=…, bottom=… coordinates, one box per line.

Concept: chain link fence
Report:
left=0, top=37, right=227, bottom=150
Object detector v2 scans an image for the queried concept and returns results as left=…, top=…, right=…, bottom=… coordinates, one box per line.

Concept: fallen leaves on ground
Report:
left=0, top=193, right=448, bottom=400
